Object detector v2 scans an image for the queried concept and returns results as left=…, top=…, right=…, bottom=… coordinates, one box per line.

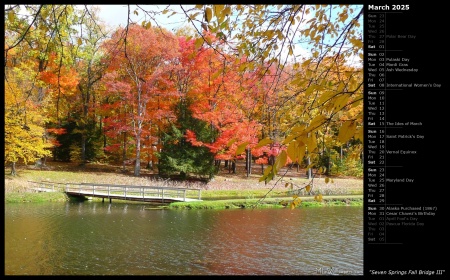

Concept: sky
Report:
left=96, top=5, right=193, bottom=31
left=93, top=4, right=361, bottom=66
left=95, top=4, right=310, bottom=62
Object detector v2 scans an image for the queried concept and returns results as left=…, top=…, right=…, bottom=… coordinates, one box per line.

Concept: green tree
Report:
left=158, top=98, right=218, bottom=180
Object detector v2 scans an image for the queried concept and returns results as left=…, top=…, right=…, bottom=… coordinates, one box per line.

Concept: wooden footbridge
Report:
left=28, top=181, right=202, bottom=204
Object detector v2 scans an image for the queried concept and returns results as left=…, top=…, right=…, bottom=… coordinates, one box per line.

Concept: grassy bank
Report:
left=5, top=162, right=363, bottom=208
left=167, top=195, right=363, bottom=210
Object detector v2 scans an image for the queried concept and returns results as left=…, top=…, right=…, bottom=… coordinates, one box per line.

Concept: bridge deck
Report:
left=28, top=181, right=202, bottom=203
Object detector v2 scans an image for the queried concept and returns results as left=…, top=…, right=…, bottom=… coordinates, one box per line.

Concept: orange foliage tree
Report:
left=101, top=24, right=180, bottom=175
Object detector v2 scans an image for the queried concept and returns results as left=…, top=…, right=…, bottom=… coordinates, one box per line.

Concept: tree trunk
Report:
left=134, top=133, right=141, bottom=176
left=122, top=132, right=127, bottom=172
left=134, top=154, right=141, bottom=176
left=81, top=134, right=86, bottom=165
left=306, top=157, right=312, bottom=179
left=10, top=162, right=17, bottom=176
left=246, top=148, right=252, bottom=177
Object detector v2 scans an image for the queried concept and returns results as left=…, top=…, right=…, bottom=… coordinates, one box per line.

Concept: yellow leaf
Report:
left=290, top=18, right=296, bottom=26
left=235, top=141, right=249, bottom=155
left=211, top=69, right=222, bottom=80
left=293, top=194, right=298, bottom=199
left=318, top=91, right=337, bottom=106
left=325, top=177, right=330, bottom=184
left=259, top=166, right=273, bottom=182
left=214, top=5, right=225, bottom=15
left=194, top=38, right=204, bottom=49
left=282, top=133, right=297, bottom=145
left=274, top=150, right=287, bottom=172
left=286, top=141, right=298, bottom=162
left=286, top=140, right=306, bottom=162
left=307, top=114, right=326, bottom=132
left=338, top=121, right=356, bottom=144
left=290, top=202, right=296, bottom=210
left=227, top=138, right=236, bottom=147
left=333, top=94, right=350, bottom=112
left=239, top=63, right=247, bottom=72
left=349, top=37, right=363, bottom=49
left=255, top=137, right=273, bottom=148
left=142, top=20, right=152, bottom=29
left=134, top=10, right=139, bottom=16
left=195, top=4, right=203, bottom=9
left=8, top=11, right=15, bottom=22
left=355, top=126, right=363, bottom=143
left=305, top=185, right=311, bottom=192
left=223, top=6, right=231, bottom=16
left=77, top=38, right=82, bottom=45
left=205, top=7, right=213, bottom=23
left=314, top=194, right=323, bottom=202
left=205, top=35, right=212, bottom=45
left=292, top=125, right=306, bottom=134
left=294, top=141, right=305, bottom=163
left=304, top=133, right=317, bottom=153
left=340, top=12, right=348, bottom=22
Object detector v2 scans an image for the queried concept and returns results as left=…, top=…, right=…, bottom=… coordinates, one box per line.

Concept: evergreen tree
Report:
left=158, top=98, right=218, bottom=180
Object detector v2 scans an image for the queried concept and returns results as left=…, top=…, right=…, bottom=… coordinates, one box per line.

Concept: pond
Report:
left=5, top=201, right=363, bottom=275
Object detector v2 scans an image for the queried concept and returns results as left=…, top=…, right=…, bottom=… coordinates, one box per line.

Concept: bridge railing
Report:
left=27, top=181, right=202, bottom=201
left=27, top=180, right=66, bottom=192
left=73, top=183, right=201, bottom=201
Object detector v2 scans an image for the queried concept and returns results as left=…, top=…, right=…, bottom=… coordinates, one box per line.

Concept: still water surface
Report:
left=5, top=202, right=363, bottom=275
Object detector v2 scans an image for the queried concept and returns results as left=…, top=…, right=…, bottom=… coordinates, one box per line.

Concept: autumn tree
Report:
left=5, top=5, right=85, bottom=165
left=101, top=24, right=180, bottom=176
left=176, top=4, right=364, bottom=205
left=70, top=5, right=110, bottom=164
left=4, top=67, right=52, bottom=175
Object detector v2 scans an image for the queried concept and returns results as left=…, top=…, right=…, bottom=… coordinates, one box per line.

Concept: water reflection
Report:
left=5, top=202, right=363, bottom=275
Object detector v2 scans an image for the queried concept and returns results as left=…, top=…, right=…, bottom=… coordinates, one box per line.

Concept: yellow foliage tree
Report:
left=4, top=74, right=52, bottom=176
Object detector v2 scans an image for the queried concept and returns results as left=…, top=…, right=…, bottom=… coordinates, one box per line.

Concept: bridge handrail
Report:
left=28, top=181, right=202, bottom=201
left=27, top=180, right=66, bottom=192
left=78, top=182, right=202, bottom=191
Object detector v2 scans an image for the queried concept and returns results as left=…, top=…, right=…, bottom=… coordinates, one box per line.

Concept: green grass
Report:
left=199, top=189, right=289, bottom=200
left=5, top=165, right=363, bottom=208
left=167, top=195, right=363, bottom=210
left=5, top=192, right=69, bottom=203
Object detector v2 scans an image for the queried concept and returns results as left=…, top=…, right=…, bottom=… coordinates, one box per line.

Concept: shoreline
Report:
left=5, top=163, right=363, bottom=209
left=4, top=190, right=363, bottom=210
